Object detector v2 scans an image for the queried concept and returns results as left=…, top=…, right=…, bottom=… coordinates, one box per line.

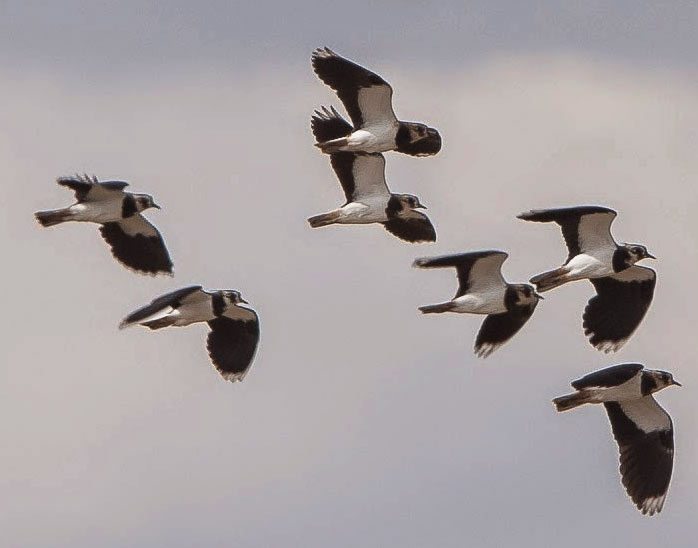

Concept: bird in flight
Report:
left=553, top=363, right=679, bottom=516
left=414, top=250, right=542, bottom=357
left=308, top=106, right=436, bottom=243
left=311, top=47, right=441, bottom=156
left=35, top=174, right=173, bottom=275
left=120, top=286, right=260, bottom=382
left=518, top=206, right=655, bottom=352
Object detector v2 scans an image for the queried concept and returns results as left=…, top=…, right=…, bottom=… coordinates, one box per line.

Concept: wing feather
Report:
left=312, top=47, right=396, bottom=128
left=206, top=313, right=260, bottom=382
left=518, top=206, right=617, bottom=261
left=99, top=214, right=173, bottom=275
left=604, top=398, right=674, bottom=515
left=584, top=266, right=656, bottom=352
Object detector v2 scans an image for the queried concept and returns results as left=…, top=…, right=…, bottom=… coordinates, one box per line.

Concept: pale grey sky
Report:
left=1, top=2, right=697, bottom=547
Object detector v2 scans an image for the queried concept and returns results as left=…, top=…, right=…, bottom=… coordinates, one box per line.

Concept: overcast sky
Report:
left=2, top=2, right=697, bottom=547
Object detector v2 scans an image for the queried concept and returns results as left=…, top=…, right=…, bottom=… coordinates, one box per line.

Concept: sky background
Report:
left=1, top=1, right=697, bottom=546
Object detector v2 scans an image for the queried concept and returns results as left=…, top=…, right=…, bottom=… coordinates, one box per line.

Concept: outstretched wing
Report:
left=99, top=214, right=173, bottom=275
left=119, top=285, right=204, bottom=327
left=206, top=308, right=260, bottom=382
left=571, top=363, right=644, bottom=390
left=312, top=47, right=397, bottom=128
left=383, top=210, right=436, bottom=243
left=413, top=251, right=508, bottom=297
left=58, top=174, right=129, bottom=202
left=329, top=152, right=390, bottom=203
left=518, top=206, right=617, bottom=262
left=604, top=397, right=674, bottom=515
left=583, top=266, right=656, bottom=353
left=474, top=301, right=538, bottom=358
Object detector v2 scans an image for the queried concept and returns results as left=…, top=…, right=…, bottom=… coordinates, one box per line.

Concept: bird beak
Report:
left=417, top=203, right=427, bottom=210
left=153, top=202, right=161, bottom=209
left=672, top=379, right=682, bottom=387
left=240, top=298, right=249, bottom=305
left=646, top=253, right=656, bottom=259
left=534, top=292, right=545, bottom=300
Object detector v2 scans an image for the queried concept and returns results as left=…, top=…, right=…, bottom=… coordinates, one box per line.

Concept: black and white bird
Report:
left=553, top=363, right=679, bottom=516
left=413, top=251, right=542, bottom=357
left=35, top=174, right=173, bottom=275
left=311, top=47, right=441, bottom=156
left=120, top=286, right=260, bottom=382
left=307, top=107, right=436, bottom=243
left=518, top=206, right=656, bottom=352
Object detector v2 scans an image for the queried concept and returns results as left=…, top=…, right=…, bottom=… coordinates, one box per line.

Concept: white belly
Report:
left=588, top=374, right=642, bottom=402
left=566, top=252, right=615, bottom=280
left=450, top=291, right=507, bottom=315
left=344, top=125, right=396, bottom=153
left=69, top=201, right=123, bottom=223
left=336, top=201, right=388, bottom=224
left=173, top=298, right=216, bottom=325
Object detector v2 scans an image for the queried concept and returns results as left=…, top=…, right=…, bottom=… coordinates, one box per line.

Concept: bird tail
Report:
left=553, top=391, right=592, bottom=412
left=308, top=210, right=342, bottom=228
left=141, top=317, right=177, bottom=330
left=119, top=316, right=175, bottom=330
left=418, top=302, right=456, bottom=314
left=530, top=267, right=569, bottom=292
left=35, top=208, right=72, bottom=227
left=315, top=137, right=349, bottom=154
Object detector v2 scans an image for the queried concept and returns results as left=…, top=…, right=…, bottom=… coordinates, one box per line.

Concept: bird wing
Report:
left=413, top=251, right=507, bottom=297
left=119, top=285, right=204, bottom=327
left=99, top=214, right=173, bottom=275
left=311, top=105, right=354, bottom=142
left=474, top=300, right=538, bottom=358
left=583, top=265, right=656, bottom=353
left=382, top=210, right=436, bottom=243
left=206, top=308, right=260, bottom=382
left=571, top=363, right=644, bottom=390
left=330, top=152, right=390, bottom=203
left=604, top=397, right=674, bottom=515
left=58, top=174, right=129, bottom=202
left=312, top=47, right=397, bottom=128
left=518, top=206, right=617, bottom=262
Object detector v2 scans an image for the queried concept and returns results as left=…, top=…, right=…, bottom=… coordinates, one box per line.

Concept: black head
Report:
left=645, top=369, right=681, bottom=394
left=133, top=193, right=160, bottom=212
left=622, top=243, right=655, bottom=264
left=395, top=122, right=442, bottom=156
left=221, top=290, right=248, bottom=306
left=396, top=193, right=426, bottom=210
left=513, top=283, right=544, bottom=305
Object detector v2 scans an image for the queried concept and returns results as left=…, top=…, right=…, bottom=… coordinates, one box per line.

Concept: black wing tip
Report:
left=114, top=259, right=174, bottom=277
left=413, top=250, right=506, bottom=268
left=517, top=205, right=616, bottom=221
left=312, top=46, right=336, bottom=59
left=57, top=173, right=97, bottom=185
left=99, top=224, right=174, bottom=276
left=473, top=342, right=499, bottom=359
left=206, top=318, right=260, bottom=383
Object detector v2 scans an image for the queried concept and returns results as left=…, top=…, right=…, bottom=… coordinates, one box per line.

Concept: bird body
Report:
left=121, top=286, right=260, bottom=382
left=308, top=107, right=435, bottom=243
left=311, top=48, right=441, bottom=156
left=35, top=175, right=173, bottom=275
left=519, top=205, right=655, bottom=351
left=430, top=290, right=510, bottom=316
left=553, top=363, right=679, bottom=515
left=414, top=251, right=541, bottom=357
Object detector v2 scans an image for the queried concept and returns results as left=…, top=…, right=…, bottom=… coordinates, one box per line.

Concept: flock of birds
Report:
left=34, top=48, right=678, bottom=516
